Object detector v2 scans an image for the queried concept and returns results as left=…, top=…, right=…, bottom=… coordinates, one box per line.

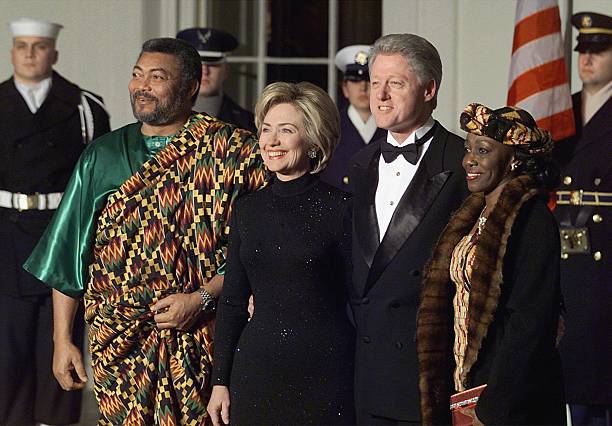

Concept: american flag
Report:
left=507, top=0, right=575, bottom=141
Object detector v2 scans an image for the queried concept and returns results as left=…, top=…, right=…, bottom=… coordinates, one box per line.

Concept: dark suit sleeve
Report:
left=475, top=204, right=561, bottom=423
left=211, top=204, right=251, bottom=386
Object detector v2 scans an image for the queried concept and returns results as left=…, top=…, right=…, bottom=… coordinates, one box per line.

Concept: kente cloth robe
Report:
left=25, top=113, right=266, bottom=425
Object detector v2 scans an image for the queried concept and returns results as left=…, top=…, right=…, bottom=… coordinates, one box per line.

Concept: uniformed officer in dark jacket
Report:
left=0, top=18, right=110, bottom=426
left=176, top=27, right=256, bottom=133
left=320, top=44, right=385, bottom=190
left=553, top=11, right=612, bottom=425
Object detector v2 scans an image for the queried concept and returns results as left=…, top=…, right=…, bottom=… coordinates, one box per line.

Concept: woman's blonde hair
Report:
left=254, top=81, right=340, bottom=174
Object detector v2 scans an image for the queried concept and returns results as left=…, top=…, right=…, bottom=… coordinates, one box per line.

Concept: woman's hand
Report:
left=207, top=385, right=231, bottom=426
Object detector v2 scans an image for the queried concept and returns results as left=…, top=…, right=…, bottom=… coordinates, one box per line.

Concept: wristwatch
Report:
left=199, top=288, right=217, bottom=312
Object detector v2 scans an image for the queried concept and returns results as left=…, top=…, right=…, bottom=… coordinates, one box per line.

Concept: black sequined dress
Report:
left=212, top=173, right=356, bottom=425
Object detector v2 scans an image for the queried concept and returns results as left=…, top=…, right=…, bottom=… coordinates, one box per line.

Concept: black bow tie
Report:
left=380, top=122, right=438, bottom=164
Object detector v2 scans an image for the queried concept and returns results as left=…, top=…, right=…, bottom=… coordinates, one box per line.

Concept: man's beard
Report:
left=130, top=87, right=187, bottom=125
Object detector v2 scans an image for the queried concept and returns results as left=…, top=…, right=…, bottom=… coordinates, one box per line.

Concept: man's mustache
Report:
left=132, top=90, right=158, bottom=101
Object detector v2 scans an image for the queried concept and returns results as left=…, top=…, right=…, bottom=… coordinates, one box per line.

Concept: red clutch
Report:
left=449, top=384, right=487, bottom=426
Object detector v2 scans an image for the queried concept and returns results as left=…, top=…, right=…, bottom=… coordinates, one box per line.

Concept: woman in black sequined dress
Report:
left=207, top=82, right=356, bottom=425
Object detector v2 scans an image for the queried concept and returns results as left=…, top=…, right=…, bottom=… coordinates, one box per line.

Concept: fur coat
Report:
left=416, top=175, right=565, bottom=425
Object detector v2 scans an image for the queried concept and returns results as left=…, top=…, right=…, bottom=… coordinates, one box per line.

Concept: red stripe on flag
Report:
left=508, top=58, right=568, bottom=105
left=508, top=0, right=575, bottom=140
left=512, top=6, right=561, bottom=53
left=536, top=108, right=576, bottom=141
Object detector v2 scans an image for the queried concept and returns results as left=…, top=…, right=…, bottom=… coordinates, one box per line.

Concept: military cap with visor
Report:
left=571, top=12, right=612, bottom=53
left=176, top=27, right=238, bottom=64
left=335, top=44, right=371, bottom=82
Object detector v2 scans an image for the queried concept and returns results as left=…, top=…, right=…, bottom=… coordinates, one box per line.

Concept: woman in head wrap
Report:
left=416, top=104, right=565, bottom=425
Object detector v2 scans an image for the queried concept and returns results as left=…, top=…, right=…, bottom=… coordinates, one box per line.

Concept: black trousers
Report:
left=0, top=293, right=85, bottom=425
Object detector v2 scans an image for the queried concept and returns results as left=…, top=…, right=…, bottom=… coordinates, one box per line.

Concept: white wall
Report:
left=383, top=0, right=467, bottom=133
left=383, top=0, right=612, bottom=133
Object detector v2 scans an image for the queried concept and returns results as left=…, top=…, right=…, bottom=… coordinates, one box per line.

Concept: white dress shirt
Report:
left=582, top=80, right=612, bottom=125
left=375, top=117, right=435, bottom=241
left=347, top=104, right=378, bottom=144
left=14, top=77, right=52, bottom=114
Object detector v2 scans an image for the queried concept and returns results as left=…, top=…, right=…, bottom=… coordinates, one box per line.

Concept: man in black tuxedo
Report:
left=349, top=33, right=468, bottom=424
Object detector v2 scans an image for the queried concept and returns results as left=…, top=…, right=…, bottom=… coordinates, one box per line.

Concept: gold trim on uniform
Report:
left=581, top=15, right=592, bottom=27
left=556, top=190, right=612, bottom=206
left=593, top=251, right=602, bottom=261
left=560, top=227, right=590, bottom=254
left=354, top=51, right=369, bottom=66
left=579, top=27, right=612, bottom=35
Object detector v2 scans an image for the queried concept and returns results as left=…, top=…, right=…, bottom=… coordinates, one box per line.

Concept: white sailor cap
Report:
left=9, top=18, right=63, bottom=39
left=334, top=44, right=371, bottom=81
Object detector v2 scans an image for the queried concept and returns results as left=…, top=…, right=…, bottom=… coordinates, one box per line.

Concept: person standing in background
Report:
left=553, top=11, right=612, bottom=426
left=177, top=27, right=256, bottom=133
left=321, top=44, right=385, bottom=190
left=0, top=17, right=110, bottom=426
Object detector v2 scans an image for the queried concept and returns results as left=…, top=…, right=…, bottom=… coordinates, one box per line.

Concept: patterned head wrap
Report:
left=459, top=103, right=553, bottom=155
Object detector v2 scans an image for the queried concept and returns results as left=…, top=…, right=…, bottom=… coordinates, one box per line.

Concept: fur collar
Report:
left=416, top=175, right=541, bottom=424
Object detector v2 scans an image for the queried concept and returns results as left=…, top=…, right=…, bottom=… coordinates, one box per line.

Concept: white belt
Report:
left=0, top=190, right=63, bottom=211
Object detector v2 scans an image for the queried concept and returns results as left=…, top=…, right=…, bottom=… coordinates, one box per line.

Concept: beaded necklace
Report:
left=477, top=205, right=488, bottom=236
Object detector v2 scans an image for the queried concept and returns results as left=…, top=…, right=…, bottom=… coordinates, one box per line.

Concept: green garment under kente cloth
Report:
left=24, top=113, right=266, bottom=425
left=24, top=122, right=172, bottom=297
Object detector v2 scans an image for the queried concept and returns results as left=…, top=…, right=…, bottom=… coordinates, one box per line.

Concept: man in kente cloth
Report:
left=24, top=37, right=265, bottom=425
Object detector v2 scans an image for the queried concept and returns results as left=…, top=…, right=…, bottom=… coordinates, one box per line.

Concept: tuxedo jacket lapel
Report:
left=352, top=141, right=382, bottom=270
left=364, top=124, right=452, bottom=293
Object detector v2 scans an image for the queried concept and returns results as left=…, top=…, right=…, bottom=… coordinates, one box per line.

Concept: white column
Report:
left=178, top=0, right=199, bottom=30
left=159, top=0, right=179, bottom=37
left=328, top=0, right=338, bottom=102
left=256, top=0, right=266, bottom=96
